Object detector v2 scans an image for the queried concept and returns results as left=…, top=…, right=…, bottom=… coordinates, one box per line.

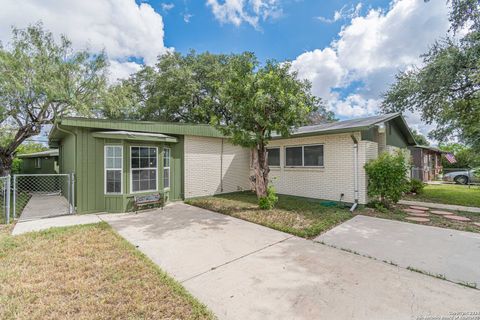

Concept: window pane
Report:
left=132, top=169, right=157, bottom=192
left=106, top=147, right=114, bottom=157
left=131, top=147, right=139, bottom=157
left=304, top=145, right=324, bottom=166
left=140, top=147, right=149, bottom=157
left=131, top=158, right=139, bottom=168
left=149, top=148, right=157, bottom=157
left=106, top=170, right=121, bottom=193
left=114, top=147, right=122, bottom=157
left=164, top=168, right=170, bottom=188
left=267, top=148, right=280, bottom=166
left=286, top=147, right=302, bottom=166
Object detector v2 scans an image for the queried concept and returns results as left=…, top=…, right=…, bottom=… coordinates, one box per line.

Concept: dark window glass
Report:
left=286, top=147, right=303, bottom=166
left=304, top=145, right=324, bottom=166
left=267, top=148, right=280, bottom=166
left=106, top=170, right=121, bottom=193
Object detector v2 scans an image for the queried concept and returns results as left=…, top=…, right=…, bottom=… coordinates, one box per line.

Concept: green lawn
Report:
left=404, top=184, right=480, bottom=207
left=0, top=223, right=213, bottom=320
left=186, top=192, right=352, bottom=238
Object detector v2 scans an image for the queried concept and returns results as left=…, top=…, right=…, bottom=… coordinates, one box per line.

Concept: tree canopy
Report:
left=0, top=23, right=107, bottom=174
left=383, top=0, right=480, bottom=151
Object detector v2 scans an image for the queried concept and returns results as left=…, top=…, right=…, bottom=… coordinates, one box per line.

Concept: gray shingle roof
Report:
left=293, top=113, right=400, bottom=135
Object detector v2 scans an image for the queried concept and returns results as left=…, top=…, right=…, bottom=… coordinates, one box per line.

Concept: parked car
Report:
left=443, top=168, right=479, bottom=184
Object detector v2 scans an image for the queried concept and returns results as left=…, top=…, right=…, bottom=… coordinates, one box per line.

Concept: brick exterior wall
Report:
left=184, top=136, right=250, bottom=198
left=266, top=132, right=366, bottom=204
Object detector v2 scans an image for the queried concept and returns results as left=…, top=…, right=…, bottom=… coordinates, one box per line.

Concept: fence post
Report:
left=12, top=175, right=16, bottom=219
left=6, top=176, right=11, bottom=224
left=71, top=173, right=75, bottom=214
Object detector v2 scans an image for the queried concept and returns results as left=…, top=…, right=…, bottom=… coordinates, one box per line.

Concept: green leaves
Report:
left=0, top=23, right=107, bottom=173
left=383, top=2, right=480, bottom=151
left=364, top=151, right=410, bottom=206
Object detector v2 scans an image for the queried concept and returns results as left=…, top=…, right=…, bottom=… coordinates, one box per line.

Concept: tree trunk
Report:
left=0, top=152, right=13, bottom=177
left=252, top=143, right=269, bottom=198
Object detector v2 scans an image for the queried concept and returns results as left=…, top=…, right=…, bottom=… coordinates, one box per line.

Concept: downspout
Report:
left=350, top=134, right=359, bottom=212
left=55, top=124, right=77, bottom=212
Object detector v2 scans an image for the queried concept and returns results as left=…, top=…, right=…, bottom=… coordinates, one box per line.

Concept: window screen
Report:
left=131, top=146, right=157, bottom=192
left=285, top=146, right=303, bottom=166
left=304, top=145, right=324, bottom=166
left=267, top=148, right=280, bottom=166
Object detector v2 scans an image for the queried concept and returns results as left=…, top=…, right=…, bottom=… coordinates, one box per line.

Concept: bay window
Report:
left=131, top=146, right=157, bottom=193
left=163, top=147, right=170, bottom=189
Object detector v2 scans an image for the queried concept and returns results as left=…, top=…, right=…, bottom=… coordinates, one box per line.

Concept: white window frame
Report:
left=34, top=158, right=41, bottom=169
left=130, top=145, right=158, bottom=194
left=284, top=144, right=324, bottom=168
left=267, top=147, right=281, bottom=167
left=163, top=147, right=171, bottom=190
left=104, top=145, right=123, bottom=195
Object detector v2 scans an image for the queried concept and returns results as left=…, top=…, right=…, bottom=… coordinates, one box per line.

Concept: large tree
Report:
left=216, top=54, right=327, bottom=198
left=382, top=0, right=480, bottom=150
left=0, top=23, right=107, bottom=175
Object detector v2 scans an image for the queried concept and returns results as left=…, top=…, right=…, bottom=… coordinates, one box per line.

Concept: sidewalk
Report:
left=399, top=200, right=480, bottom=213
left=12, top=214, right=102, bottom=235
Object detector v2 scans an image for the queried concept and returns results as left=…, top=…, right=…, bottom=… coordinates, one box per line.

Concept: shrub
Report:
left=258, top=185, right=278, bottom=210
left=409, top=178, right=425, bottom=194
left=364, top=151, right=409, bottom=207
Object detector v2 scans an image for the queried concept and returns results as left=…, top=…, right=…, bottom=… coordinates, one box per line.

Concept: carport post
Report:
left=12, top=175, right=16, bottom=219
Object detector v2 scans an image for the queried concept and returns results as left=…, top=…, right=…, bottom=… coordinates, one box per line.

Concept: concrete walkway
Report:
left=316, top=215, right=480, bottom=287
left=102, top=203, right=480, bottom=320
left=399, top=199, right=480, bottom=213
left=19, top=194, right=71, bottom=221
left=12, top=214, right=102, bottom=235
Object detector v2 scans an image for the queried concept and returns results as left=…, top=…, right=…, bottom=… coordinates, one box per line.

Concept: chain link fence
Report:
left=13, top=174, right=74, bottom=221
left=1, top=176, right=11, bottom=224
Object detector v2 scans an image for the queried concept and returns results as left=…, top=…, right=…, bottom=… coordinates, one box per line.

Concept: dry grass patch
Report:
left=0, top=223, right=213, bottom=320
left=186, top=192, right=352, bottom=238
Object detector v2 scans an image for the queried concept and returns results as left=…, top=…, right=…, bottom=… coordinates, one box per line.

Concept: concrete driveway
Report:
left=316, top=215, right=480, bottom=287
left=102, top=203, right=480, bottom=320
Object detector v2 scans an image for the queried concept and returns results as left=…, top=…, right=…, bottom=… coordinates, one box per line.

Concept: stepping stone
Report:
left=431, top=210, right=454, bottom=216
left=473, top=222, right=480, bottom=227
left=444, top=215, right=471, bottom=222
left=409, top=206, right=429, bottom=211
left=404, top=209, right=427, bottom=214
left=405, top=217, right=430, bottom=222
left=405, top=212, right=430, bottom=217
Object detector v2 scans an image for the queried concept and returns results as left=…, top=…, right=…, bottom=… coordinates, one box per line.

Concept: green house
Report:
left=48, top=113, right=416, bottom=214
left=17, top=149, right=59, bottom=174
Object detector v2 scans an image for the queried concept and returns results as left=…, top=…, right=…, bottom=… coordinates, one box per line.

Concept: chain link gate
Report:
left=13, top=174, right=74, bottom=221
left=1, top=176, right=11, bottom=224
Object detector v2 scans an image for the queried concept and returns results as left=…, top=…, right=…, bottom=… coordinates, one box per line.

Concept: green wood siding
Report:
left=68, top=127, right=185, bottom=214
left=20, top=157, right=58, bottom=174
left=386, top=121, right=408, bottom=148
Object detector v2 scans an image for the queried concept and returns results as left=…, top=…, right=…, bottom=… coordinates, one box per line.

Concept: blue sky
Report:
left=154, top=0, right=391, bottom=62
left=0, top=0, right=452, bottom=139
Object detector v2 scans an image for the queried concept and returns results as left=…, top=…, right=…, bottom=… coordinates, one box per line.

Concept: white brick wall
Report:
left=266, top=132, right=367, bottom=204
left=184, top=136, right=250, bottom=198
left=359, top=141, right=379, bottom=204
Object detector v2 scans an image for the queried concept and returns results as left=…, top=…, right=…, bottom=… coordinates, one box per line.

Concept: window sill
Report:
left=283, top=166, right=325, bottom=172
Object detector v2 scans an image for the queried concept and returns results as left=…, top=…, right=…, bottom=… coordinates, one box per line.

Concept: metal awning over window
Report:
left=92, top=131, right=178, bottom=143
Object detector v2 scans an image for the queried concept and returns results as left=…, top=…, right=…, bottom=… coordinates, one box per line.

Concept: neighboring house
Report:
left=409, top=145, right=445, bottom=182
left=17, top=149, right=59, bottom=174
left=48, top=113, right=416, bottom=214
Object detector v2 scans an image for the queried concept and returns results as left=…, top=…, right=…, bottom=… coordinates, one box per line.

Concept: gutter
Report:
left=350, top=134, right=360, bottom=212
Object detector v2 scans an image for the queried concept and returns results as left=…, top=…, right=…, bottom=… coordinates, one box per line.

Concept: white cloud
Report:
left=0, top=0, right=170, bottom=81
left=317, top=3, right=362, bottom=24
left=291, top=0, right=450, bottom=134
left=108, top=60, right=143, bottom=83
left=206, top=0, right=282, bottom=28
left=161, top=3, right=175, bottom=12
left=184, top=13, right=194, bottom=23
